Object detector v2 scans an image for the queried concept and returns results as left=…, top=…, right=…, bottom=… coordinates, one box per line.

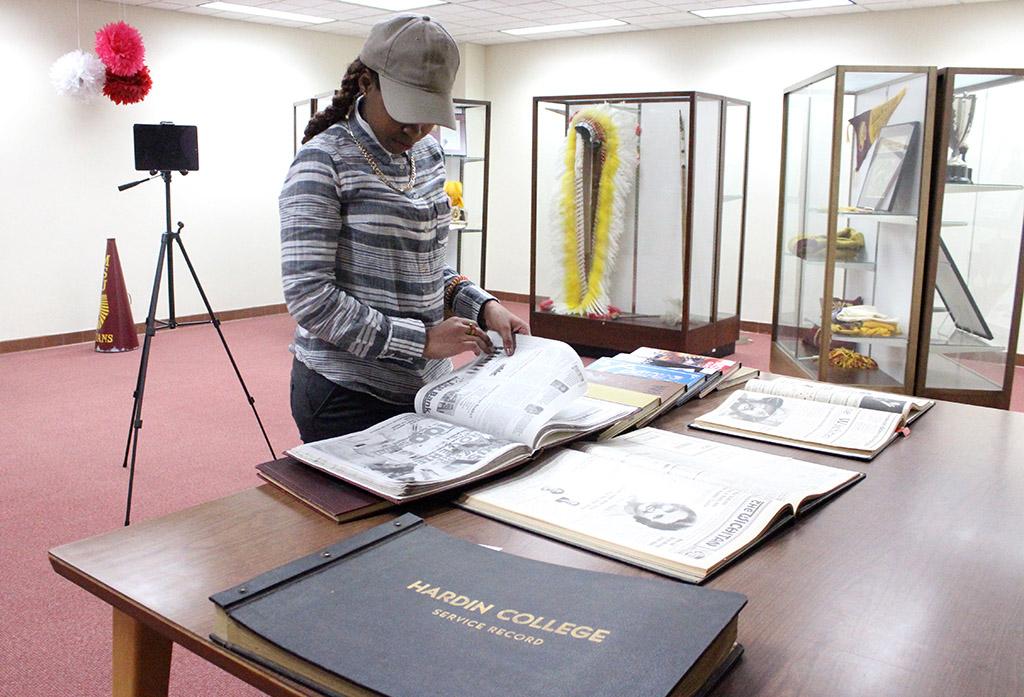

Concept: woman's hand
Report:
left=423, top=317, right=493, bottom=359
left=481, top=301, right=530, bottom=355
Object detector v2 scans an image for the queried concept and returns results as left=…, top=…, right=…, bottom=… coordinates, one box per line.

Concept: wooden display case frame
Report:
left=529, top=91, right=750, bottom=357
left=769, top=66, right=938, bottom=393
left=914, top=67, right=1024, bottom=409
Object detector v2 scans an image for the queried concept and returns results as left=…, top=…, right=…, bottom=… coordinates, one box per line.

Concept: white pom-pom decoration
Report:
left=50, top=50, right=107, bottom=101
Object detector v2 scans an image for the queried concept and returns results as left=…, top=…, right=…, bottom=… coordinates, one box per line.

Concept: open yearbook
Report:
left=459, top=427, right=862, bottom=583
left=286, top=334, right=636, bottom=503
left=690, top=377, right=934, bottom=459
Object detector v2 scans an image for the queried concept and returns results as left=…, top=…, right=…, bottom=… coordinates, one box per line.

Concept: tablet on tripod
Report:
left=133, top=123, right=199, bottom=172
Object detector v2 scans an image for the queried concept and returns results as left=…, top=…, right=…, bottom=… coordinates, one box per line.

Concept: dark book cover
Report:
left=211, top=514, right=746, bottom=697
left=255, top=457, right=391, bottom=523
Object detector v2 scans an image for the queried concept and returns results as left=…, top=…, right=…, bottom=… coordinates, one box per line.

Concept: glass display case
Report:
left=439, top=99, right=490, bottom=286
left=530, top=92, right=749, bottom=356
left=771, top=67, right=937, bottom=391
left=915, top=68, right=1024, bottom=408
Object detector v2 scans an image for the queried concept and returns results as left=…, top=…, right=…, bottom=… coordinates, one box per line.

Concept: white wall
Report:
left=3, top=0, right=1023, bottom=345
left=481, top=0, right=1024, bottom=332
left=0, top=0, right=370, bottom=341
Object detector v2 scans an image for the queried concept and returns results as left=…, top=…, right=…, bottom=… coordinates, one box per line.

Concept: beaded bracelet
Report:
left=444, top=275, right=472, bottom=308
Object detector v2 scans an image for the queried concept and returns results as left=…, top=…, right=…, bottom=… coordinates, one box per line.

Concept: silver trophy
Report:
left=947, top=93, right=976, bottom=184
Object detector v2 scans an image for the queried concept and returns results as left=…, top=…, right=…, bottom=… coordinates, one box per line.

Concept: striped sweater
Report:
left=280, top=110, right=494, bottom=404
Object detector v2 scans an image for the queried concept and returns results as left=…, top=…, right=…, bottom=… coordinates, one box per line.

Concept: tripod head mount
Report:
left=117, top=169, right=190, bottom=192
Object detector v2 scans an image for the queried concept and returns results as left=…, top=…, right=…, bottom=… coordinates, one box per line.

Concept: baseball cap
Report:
left=359, top=14, right=459, bottom=129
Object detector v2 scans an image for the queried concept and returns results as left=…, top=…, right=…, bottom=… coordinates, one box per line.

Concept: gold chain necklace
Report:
left=343, top=124, right=417, bottom=193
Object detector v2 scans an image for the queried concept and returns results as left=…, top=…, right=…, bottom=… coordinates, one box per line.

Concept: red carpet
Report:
left=1, top=307, right=1019, bottom=695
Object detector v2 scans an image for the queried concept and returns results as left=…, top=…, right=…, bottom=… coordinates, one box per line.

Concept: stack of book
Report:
left=264, top=337, right=756, bottom=521
left=580, top=347, right=751, bottom=435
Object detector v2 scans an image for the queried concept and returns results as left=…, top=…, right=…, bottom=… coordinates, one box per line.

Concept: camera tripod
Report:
left=119, top=170, right=275, bottom=525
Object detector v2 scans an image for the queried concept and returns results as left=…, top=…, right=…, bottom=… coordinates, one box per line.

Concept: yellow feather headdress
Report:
left=547, top=105, right=637, bottom=317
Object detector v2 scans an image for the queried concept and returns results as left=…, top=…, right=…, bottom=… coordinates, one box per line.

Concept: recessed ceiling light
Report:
left=502, top=19, right=627, bottom=36
left=335, top=0, right=447, bottom=9
left=691, top=0, right=854, bottom=18
left=199, top=2, right=335, bottom=24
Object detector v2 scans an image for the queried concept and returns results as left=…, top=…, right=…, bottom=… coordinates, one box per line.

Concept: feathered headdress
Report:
left=547, top=105, right=637, bottom=317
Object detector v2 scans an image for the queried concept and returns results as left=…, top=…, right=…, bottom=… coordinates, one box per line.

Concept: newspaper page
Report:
left=460, top=448, right=792, bottom=581
left=415, top=333, right=587, bottom=446
left=574, top=428, right=859, bottom=511
left=287, top=414, right=529, bottom=500
left=744, top=377, right=927, bottom=421
left=694, top=389, right=901, bottom=456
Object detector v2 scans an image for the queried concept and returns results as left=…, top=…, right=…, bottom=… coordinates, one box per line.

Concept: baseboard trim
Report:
left=1, top=303, right=288, bottom=355
left=8, top=302, right=1021, bottom=365
left=740, top=320, right=772, bottom=335
left=488, top=296, right=777, bottom=337
left=488, top=290, right=531, bottom=304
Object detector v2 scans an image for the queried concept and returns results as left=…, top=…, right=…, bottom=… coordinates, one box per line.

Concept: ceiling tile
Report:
left=95, top=0, right=966, bottom=41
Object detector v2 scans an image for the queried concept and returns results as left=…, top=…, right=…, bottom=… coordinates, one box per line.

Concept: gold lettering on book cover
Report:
left=408, top=579, right=612, bottom=643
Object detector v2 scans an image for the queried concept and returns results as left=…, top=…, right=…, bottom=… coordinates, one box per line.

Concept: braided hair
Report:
left=301, top=59, right=378, bottom=144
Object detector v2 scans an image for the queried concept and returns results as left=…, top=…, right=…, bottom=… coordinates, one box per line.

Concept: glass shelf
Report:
left=788, top=254, right=876, bottom=271
left=811, top=208, right=966, bottom=226
left=944, top=183, right=1024, bottom=193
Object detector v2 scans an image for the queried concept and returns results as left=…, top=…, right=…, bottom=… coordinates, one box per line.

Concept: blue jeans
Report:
left=289, top=358, right=414, bottom=443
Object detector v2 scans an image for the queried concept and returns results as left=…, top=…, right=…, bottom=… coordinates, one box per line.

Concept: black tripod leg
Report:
left=171, top=233, right=276, bottom=459
left=122, top=234, right=170, bottom=526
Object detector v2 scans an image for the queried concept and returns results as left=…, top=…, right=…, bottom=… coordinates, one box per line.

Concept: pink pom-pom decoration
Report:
left=103, top=65, right=152, bottom=105
left=95, top=21, right=145, bottom=77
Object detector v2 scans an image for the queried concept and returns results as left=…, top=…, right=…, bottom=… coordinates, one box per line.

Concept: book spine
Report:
left=210, top=635, right=354, bottom=697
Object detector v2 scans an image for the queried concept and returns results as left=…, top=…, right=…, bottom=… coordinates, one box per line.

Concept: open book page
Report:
left=537, top=397, right=639, bottom=447
left=573, top=428, right=860, bottom=512
left=744, top=377, right=932, bottom=424
left=414, top=333, right=587, bottom=447
left=460, top=447, right=793, bottom=582
left=286, top=414, right=529, bottom=501
left=693, top=389, right=903, bottom=458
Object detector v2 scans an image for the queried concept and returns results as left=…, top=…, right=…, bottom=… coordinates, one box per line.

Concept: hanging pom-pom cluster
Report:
left=95, top=21, right=150, bottom=105
left=50, top=19, right=152, bottom=106
left=95, top=21, right=145, bottom=76
left=49, top=50, right=107, bottom=102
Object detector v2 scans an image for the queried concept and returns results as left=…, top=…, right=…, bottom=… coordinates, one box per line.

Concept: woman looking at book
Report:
left=281, top=14, right=528, bottom=443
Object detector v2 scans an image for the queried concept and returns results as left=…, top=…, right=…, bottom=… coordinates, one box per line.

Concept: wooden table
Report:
left=49, top=393, right=1024, bottom=697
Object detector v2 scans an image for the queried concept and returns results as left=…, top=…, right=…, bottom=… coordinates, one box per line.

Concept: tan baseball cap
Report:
left=359, top=14, right=459, bottom=129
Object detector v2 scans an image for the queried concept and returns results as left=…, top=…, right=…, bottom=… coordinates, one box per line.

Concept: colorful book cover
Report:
left=589, top=357, right=707, bottom=389
left=627, top=347, right=741, bottom=378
